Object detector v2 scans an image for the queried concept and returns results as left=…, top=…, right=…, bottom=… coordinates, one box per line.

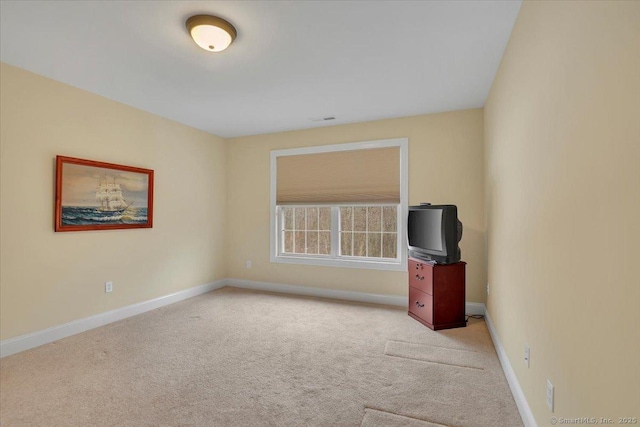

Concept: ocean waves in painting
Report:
left=62, top=206, right=148, bottom=225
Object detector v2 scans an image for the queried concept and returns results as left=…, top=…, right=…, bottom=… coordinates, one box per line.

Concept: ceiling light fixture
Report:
left=186, top=15, right=237, bottom=52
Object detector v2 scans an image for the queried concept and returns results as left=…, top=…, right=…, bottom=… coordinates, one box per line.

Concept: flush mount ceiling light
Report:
left=186, top=15, right=237, bottom=52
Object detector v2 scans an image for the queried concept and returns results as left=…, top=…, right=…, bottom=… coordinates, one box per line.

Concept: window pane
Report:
left=353, top=232, right=367, bottom=257
left=368, top=233, right=382, bottom=257
left=307, top=207, right=318, bottom=230
left=278, top=204, right=399, bottom=261
left=353, top=207, right=367, bottom=231
left=306, top=231, right=318, bottom=254
left=294, top=231, right=305, bottom=253
left=284, top=231, right=294, bottom=253
left=294, top=207, right=306, bottom=230
left=340, top=232, right=353, bottom=256
left=283, top=207, right=293, bottom=230
left=319, top=231, right=331, bottom=255
left=340, top=207, right=353, bottom=231
left=382, top=206, right=397, bottom=232
left=367, top=206, right=381, bottom=231
left=319, top=207, right=331, bottom=230
left=383, top=233, right=397, bottom=258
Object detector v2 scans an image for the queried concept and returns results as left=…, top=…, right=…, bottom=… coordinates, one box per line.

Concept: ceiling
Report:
left=0, top=1, right=521, bottom=138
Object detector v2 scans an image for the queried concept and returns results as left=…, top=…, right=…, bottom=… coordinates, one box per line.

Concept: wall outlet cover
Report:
left=546, top=379, right=554, bottom=412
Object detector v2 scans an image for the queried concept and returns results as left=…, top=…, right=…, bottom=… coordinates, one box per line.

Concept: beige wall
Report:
left=485, top=0, right=639, bottom=423
left=0, top=63, right=227, bottom=340
left=226, top=109, right=486, bottom=301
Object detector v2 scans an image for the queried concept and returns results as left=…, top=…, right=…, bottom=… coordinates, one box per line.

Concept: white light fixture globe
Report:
left=186, top=15, right=237, bottom=52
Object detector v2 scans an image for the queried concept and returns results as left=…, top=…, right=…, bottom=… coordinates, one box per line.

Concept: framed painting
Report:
left=55, top=156, right=154, bottom=232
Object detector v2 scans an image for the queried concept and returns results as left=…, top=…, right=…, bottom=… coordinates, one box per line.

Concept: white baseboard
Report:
left=484, top=310, right=537, bottom=427
left=223, top=278, right=485, bottom=315
left=0, top=280, right=225, bottom=358
left=465, top=302, right=486, bottom=316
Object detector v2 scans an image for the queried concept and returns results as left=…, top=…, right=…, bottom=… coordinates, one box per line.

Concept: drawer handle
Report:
left=415, top=301, right=424, bottom=308
left=415, top=274, right=424, bottom=281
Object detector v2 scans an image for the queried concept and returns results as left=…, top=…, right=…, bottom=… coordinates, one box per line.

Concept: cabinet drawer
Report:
left=409, top=287, right=433, bottom=325
left=408, top=258, right=433, bottom=295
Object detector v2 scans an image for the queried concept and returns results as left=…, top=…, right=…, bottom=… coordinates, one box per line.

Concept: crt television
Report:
left=407, top=204, right=462, bottom=264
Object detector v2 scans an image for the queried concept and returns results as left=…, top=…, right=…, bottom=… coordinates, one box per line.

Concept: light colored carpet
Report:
left=0, top=287, right=522, bottom=426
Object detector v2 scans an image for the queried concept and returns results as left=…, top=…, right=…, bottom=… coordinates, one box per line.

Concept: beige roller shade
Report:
left=276, top=147, right=400, bottom=204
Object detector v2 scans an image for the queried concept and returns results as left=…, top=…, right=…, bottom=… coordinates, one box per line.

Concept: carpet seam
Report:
left=383, top=353, right=485, bottom=370
left=363, top=407, right=453, bottom=427
left=385, top=339, right=479, bottom=353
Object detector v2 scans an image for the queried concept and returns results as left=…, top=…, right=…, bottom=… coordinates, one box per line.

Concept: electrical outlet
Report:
left=524, top=344, right=530, bottom=368
left=486, top=284, right=490, bottom=295
left=546, top=379, right=554, bottom=412
left=246, top=260, right=252, bottom=269
left=105, top=281, right=113, bottom=293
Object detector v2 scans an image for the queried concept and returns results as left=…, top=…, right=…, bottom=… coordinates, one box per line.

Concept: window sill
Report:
left=271, top=254, right=407, bottom=272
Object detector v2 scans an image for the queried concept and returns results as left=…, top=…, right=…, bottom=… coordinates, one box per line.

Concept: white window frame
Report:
left=270, top=138, right=408, bottom=271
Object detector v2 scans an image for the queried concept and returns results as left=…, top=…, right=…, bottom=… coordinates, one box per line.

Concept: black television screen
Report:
left=407, top=204, right=462, bottom=264
left=408, top=208, right=443, bottom=251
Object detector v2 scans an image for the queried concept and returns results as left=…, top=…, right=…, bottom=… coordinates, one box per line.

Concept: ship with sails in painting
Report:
left=95, top=176, right=132, bottom=216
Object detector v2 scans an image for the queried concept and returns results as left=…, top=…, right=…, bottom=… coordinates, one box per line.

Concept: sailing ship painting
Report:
left=55, top=156, right=154, bottom=232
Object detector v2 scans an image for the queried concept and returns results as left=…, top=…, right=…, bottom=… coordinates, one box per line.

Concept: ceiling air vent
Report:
left=309, top=116, right=336, bottom=122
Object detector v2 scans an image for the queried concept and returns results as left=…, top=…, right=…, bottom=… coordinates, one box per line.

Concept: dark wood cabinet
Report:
left=408, top=258, right=466, bottom=330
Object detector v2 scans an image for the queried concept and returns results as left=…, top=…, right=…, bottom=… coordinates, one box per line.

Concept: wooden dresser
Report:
left=408, top=258, right=466, bottom=330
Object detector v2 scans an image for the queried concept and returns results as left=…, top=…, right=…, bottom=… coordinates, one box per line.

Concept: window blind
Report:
left=276, top=147, right=400, bottom=204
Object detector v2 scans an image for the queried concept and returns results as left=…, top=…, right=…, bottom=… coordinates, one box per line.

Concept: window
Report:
left=278, top=204, right=398, bottom=260
left=270, top=138, right=408, bottom=271
left=281, top=206, right=332, bottom=255
left=339, top=206, right=397, bottom=259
